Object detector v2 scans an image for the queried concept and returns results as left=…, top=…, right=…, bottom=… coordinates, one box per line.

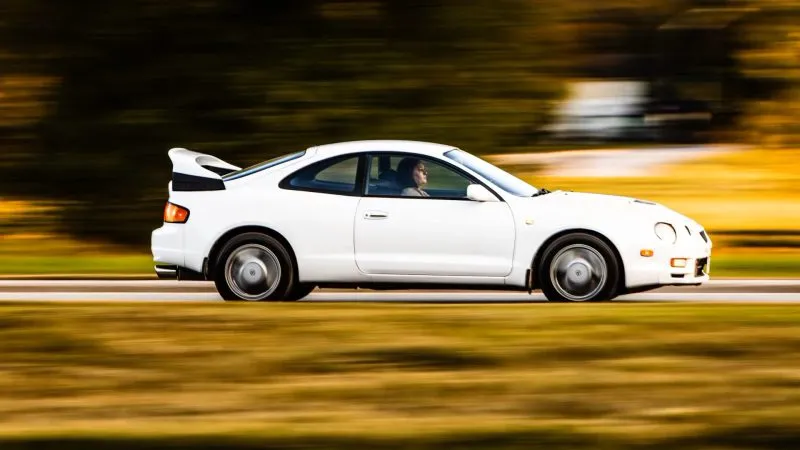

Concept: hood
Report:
left=535, top=190, right=699, bottom=228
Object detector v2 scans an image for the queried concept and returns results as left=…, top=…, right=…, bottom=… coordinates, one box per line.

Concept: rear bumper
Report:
left=152, top=224, right=206, bottom=280
left=154, top=264, right=206, bottom=280
left=152, top=223, right=185, bottom=267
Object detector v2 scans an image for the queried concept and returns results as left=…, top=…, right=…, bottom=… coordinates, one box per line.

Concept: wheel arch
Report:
left=530, top=228, right=626, bottom=293
left=206, top=225, right=299, bottom=281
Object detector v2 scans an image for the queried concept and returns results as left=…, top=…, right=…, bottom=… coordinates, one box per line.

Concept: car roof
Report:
left=308, top=140, right=457, bottom=158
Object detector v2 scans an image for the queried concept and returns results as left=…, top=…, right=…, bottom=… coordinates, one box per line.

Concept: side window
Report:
left=282, top=155, right=361, bottom=195
left=366, top=154, right=473, bottom=199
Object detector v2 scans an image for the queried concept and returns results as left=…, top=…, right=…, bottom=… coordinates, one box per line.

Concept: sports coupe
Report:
left=151, top=140, right=711, bottom=302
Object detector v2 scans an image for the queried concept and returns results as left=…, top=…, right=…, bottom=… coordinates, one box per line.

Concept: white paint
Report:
left=354, top=196, right=515, bottom=276
left=168, top=147, right=240, bottom=179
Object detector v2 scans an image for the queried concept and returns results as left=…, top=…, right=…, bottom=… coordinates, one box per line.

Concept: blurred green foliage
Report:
left=0, top=0, right=797, bottom=246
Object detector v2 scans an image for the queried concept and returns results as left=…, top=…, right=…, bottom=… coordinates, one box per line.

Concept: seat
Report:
left=370, top=169, right=400, bottom=195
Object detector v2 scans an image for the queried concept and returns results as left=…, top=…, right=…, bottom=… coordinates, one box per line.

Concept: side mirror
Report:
left=466, top=184, right=498, bottom=202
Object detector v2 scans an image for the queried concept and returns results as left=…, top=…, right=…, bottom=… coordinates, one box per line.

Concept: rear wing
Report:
left=168, top=148, right=241, bottom=192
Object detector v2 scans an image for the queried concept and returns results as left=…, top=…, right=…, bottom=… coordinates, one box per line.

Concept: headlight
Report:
left=654, top=222, right=677, bottom=244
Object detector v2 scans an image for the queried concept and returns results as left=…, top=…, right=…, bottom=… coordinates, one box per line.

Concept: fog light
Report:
left=670, top=258, right=688, bottom=268
left=640, top=249, right=654, bottom=257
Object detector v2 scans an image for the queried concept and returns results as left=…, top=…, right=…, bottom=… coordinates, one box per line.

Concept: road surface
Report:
left=0, top=279, right=798, bottom=302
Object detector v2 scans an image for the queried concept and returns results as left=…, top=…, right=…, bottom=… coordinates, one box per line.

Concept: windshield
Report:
left=223, top=150, right=306, bottom=181
left=444, top=149, right=537, bottom=197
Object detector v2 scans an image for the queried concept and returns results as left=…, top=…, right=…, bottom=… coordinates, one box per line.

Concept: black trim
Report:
left=526, top=268, right=533, bottom=294
left=223, top=150, right=306, bottom=181
left=362, top=152, right=504, bottom=202
left=279, top=154, right=365, bottom=197
left=201, top=165, right=236, bottom=176
left=155, top=265, right=206, bottom=281
left=360, top=194, right=477, bottom=202
left=172, top=172, right=225, bottom=191
left=356, top=153, right=369, bottom=197
left=155, top=265, right=177, bottom=279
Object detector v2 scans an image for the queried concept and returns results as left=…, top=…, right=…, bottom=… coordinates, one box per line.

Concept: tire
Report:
left=213, top=232, right=296, bottom=301
left=284, top=283, right=316, bottom=301
left=537, top=233, right=620, bottom=302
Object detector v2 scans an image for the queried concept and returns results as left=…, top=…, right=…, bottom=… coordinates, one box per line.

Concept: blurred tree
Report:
left=0, top=0, right=565, bottom=245
left=734, top=1, right=800, bottom=145
left=0, top=0, right=797, bottom=247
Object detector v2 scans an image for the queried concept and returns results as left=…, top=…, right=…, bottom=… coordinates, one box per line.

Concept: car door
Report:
left=354, top=153, right=515, bottom=277
left=277, top=153, right=366, bottom=281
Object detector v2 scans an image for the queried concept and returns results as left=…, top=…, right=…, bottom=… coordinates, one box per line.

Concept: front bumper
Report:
left=657, top=255, right=710, bottom=285
left=625, top=226, right=712, bottom=288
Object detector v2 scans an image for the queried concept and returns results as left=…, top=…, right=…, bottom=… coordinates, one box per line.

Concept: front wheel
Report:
left=538, top=233, right=620, bottom=302
left=214, top=233, right=296, bottom=301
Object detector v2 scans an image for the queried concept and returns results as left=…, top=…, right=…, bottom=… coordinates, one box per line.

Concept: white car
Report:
left=151, top=140, right=711, bottom=302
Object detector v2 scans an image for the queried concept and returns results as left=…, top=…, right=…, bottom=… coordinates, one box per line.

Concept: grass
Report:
left=710, top=252, right=800, bottom=277
left=0, top=234, right=153, bottom=276
left=0, top=255, right=154, bottom=275
left=2, top=303, right=800, bottom=449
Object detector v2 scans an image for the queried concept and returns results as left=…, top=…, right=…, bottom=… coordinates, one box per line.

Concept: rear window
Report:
left=223, top=150, right=306, bottom=181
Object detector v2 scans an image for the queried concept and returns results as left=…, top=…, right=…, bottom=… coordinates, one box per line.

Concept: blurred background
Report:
left=0, top=0, right=798, bottom=276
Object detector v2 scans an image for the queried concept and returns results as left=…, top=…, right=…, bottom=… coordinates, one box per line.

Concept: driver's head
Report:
left=398, top=157, right=427, bottom=188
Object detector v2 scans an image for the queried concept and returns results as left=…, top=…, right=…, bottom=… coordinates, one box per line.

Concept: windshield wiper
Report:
left=532, top=188, right=551, bottom=197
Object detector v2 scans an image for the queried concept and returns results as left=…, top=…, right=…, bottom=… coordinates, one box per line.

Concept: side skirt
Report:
left=315, top=282, right=531, bottom=292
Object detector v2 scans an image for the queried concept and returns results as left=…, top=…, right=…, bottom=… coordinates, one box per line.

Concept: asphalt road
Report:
left=0, top=279, right=798, bottom=302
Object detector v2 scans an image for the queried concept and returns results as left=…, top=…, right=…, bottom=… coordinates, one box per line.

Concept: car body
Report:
left=151, top=140, right=711, bottom=302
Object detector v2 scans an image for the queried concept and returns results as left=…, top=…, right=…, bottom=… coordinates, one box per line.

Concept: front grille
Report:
left=695, top=257, right=709, bottom=276
left=699, top=230, right=708, bottom=243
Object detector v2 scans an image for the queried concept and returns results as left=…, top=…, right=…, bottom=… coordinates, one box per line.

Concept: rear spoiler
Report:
left=168, top=148, right=241, bottom=192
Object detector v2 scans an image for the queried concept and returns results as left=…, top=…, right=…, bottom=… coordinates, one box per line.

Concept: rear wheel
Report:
left=538, top=233, right=619, bottom=302
left=214, top=233, right=296, bottom=301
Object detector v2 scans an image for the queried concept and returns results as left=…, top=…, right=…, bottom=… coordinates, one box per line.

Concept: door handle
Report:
left=364, top=211, right=388, bottom=219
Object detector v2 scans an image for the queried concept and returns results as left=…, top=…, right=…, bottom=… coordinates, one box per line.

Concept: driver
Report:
left=397, top=157, right=430, bottom=197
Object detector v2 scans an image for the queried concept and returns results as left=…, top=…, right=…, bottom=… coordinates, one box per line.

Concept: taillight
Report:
left=164, top=202, right=190, bottom=223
